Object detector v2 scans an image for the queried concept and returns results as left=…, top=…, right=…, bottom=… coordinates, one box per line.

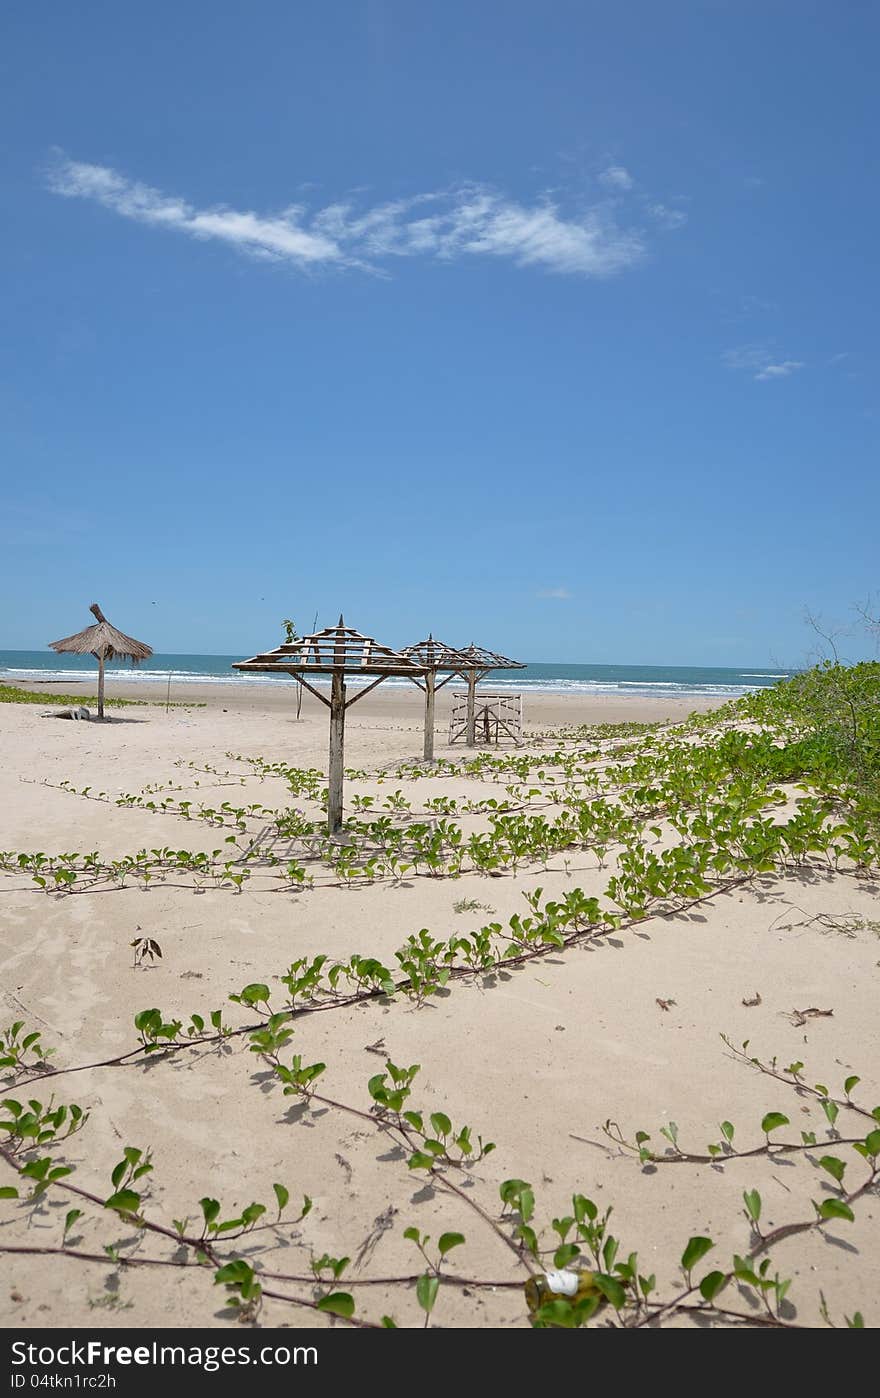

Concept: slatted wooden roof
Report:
left=401, top=636, right=476, bottom=671
left=455, top=643, right=525, bottom=671
left=233, top=617, right=428, bottom=678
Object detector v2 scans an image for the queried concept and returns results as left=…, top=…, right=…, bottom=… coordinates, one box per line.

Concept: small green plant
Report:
left=131, top=935, right=162, bottom=968
left=0, top=1022, right=54, bottom=1074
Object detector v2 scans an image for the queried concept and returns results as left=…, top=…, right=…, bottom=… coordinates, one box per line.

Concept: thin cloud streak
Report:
left=46, top=155, right=652, bottom=279
left=647, top=201, right=688, bottom=230
left=599, top=165, right=633, bottom=191
left=754, top=360, right=804, bottom=381
left=537, top=587, right=572, bottom=600
left=724, top=345, right=805, bottom=382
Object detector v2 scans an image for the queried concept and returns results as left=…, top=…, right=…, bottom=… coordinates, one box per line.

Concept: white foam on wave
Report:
left=0, top=665, right=772, bottom=700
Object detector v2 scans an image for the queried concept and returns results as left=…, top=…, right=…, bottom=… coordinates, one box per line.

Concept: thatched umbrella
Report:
left=49, top=603, right=153, bottom=718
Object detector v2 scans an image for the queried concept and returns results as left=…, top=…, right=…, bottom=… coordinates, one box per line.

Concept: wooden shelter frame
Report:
left=233, top=618, right=428, bottom=833
left=450, top=643, right=526, bottom=746
left=400, top=636, right=479, bottom=762
left=449, top=690, right=523, bottom=746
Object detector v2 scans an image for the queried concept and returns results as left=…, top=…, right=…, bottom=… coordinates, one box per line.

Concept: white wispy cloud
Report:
left=599, top=165, right=633, bottom=191
left=724, top=345, right=805, bottom=382
left=46, top=155, right=652, bottom=279
left=754, top=360, right=804, bottom=381
left=537, top=587, right=572, bottom=600
left=647, top=201, right=688, bottom=230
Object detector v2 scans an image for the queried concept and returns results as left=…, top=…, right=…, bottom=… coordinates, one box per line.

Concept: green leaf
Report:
left=63, top=1208, right=83, bottom=1236
left=552, top=1215, right=575, bottom=1240
left=317, top=1292, right=355, bottom=1318
left=273, top=1183, right=289, bottom=1213
left=593, top=1273, right=626, bottom=1309
left=733, top=1255, right=760, bottom=1286
left=818, top=1155, right=846, bottom=1184
left=214, top=1260, right=252, bottom=1286
left=821, top=1099, right=839, bottom=1127
left=416, top=1273, right=440, bottom=1314
left=761, top=1111, right=790, bottom=1136
left=743, top=1189, right=762, bottom=1222
left=570, top=1191, right=595, bottom=1224
left=0, top=1186, right=19, bottom=1199
left=681, top=1236, right=714, bottom=1274
left=699, top=1270, right=727, bottom=1302
left=134, top=1008, right=161, bottom=1034
left=239, top=983, right=271, bottom=1006
left=200, top=1197, right=220, bottom=1227
left=862, top=1129, right=880, bottom=1158
left=367, top=1073, right=387, bottom=1101
left=720, top=1120, right=735, bottom=1143
left=518, top=1186, right=535, bottom=1224
left=817, top=1198, right=854, bottom=1223
left=517, top=1224, right=539, bottom=1258
left=430, top=1112, right=452, bottom=1138
left=553, top=1243, right=581, bottom=1269
left=407, top=1151, right=435, bottom=1172
left=104, top=1189, right=141, bottom=1215
left=438, top=1232, right=465, bottom=1257
left=843, top=1075, right=860, bottom=1097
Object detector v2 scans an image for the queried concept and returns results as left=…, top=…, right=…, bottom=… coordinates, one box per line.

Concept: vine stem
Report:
left=721, top=1036, right=879, bottom=1125
left=630, top=1163, right=879, bottom=1329
left=15, top=868, right=770, bottom=1089
left=0, top=1246, right=521, bottom=1290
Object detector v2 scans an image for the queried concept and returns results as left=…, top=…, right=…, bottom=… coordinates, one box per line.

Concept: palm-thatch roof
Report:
left=49, top=604, right=153, bottom=663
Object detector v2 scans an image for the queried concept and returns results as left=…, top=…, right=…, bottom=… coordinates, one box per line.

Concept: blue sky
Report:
left=1, top=1, right=877, bottom=666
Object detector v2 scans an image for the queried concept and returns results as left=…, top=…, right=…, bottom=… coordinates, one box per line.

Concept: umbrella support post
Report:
left=97, top=656, right=105, bottom=720
left=328, top=672, right=346, bottom=834
left=466, top=671, right=476, bottom=747
left=423, top=670, right=436, bottom=762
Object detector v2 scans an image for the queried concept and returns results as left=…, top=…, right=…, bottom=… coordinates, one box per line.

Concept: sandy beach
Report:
left=0, top=684, right=877, bottom=1330
left=10, top=674, right=727, bottom=727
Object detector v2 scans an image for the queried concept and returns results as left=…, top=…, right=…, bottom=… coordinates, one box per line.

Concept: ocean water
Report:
left=0, top=651, right=796, bottom=701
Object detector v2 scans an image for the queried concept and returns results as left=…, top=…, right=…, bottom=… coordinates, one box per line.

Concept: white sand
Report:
left=1, top=687, right=877, bottom=1329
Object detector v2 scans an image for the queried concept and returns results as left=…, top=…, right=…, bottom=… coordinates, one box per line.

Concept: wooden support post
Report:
left=423, top=669, right=436, bottom=762
left=328, top=670, right=346, bottom=834
left=97, top=655, right=105, bottom=720
left=466, top=671, right=476, bottom=746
